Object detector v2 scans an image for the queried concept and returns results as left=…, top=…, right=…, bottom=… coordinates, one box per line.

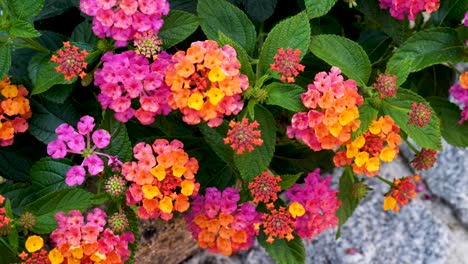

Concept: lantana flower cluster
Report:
left=334, top=116, right=402, bottom=177
left=48, top=209, right=134, bottom=264
left=51, top=41, right=88, bottom=81
left=285, top=169, right=341, bottom=240
left=165, top=40, right=249, bottom=127
left=123, top=139, right=200, bottom=220
left=79, top=0, right=170, bottom=47
left=378, top=0, right=440, bottom=21
left=0, top=77, right=32, bottom=146
left=185, top=187, right=262, bottom=256
left=270, top=47, right=305, bottom=83
left=47, top=115, right=119, bottom=186
left=19, top=235, right=49, bottom=264
left=95, top=50, right=173, bottom=125
left=412, top=148, right=437, bottom=170
left=224, top=118, right=263, bottom=155
left=0, top=195, right=10, bottom=236
left=287, top=67, right=363, bottom=151
left=383, top=174, right=420, bottom=212
left=449, top=71, right=468, bottom=124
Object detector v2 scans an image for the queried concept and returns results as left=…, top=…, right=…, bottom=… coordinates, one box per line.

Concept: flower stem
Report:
left=18, top=38, right=49, bottom=53
left=403, top=137, right=419, bottom=153
left=376, top=175, right=393, bottom=187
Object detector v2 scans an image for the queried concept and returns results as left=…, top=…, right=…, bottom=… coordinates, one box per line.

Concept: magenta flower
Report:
left=65, top=166, right=86, bottom=186
left=47, top=115, right=120, bottom=186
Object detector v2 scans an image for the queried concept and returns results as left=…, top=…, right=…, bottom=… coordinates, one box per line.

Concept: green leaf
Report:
left=352, top=101, right=378, bottom=141
left=199, top=122, right=236, bottom=169
left=29, top=53, right=75, bottom=95
left=99, top=110, right=133, bottom=162
left=29, top=98, right=80, bottom=144
left=382, top=89, right=442, bottom=150
left=386, top=28, right=464, bottom=86
left=218, top=32, right=255, bottom=85
left=279, top=172, right=303, bottom=191
left=34, top=0, right=75, bottom=20
left=258, top=232, right=305, bottom=264
left=9, top=20, right=41, bottom=38
left=159, top=10, right=200, bottom=49
left=335, top=167, right=360, bottom=238
left=71, top=21, right=98, bottom=45
left=0, top=183, right=36, bottom=215
left=198, top=0, right=257, bottom=54
left=0, top=146, right=33, bottom=182
left=0, top=237, right=18, bottom=264
left=265, top=82, right=307, bottom=112
left=5, top=200, right=18, bottom=251
left=8, top=0, right=44, bottom=19
left=304, top=0, right=338, bottom=19
left=428, top=97, right=468, bottom=147
left=259, top=12, right=310, bottom=76
left=40, top=84, right=73, bottom=104
left=234, top=105, right=276, bottom=183
left=0, top=45, right=12, bottom=79
left=243, top=0, right=277, bottom=22
left=26, top=189, right=94, bottom=234
left=358, top=30, right=392, bottom=64
left=310, top=34, right=372, bottom=87
left=30, top=157, right=72, bottom=197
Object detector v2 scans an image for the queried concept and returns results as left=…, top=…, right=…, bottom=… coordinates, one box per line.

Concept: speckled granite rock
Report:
left=306, top=156, right=451, bottom=264
left=419, top=141, right=468, bottom=226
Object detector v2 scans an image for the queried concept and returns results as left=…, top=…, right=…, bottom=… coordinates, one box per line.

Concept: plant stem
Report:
left=255, top=22, right=265, bottom=81
left=18, top=37, right=49, bottom=53
left=403, top=137, right=419, bottom=153
left=376, top=175, right=393, bottom=187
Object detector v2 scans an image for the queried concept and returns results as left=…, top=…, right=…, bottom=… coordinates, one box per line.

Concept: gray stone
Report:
left=421, top=141, right=468, bottom=226
left=306, top=156, right=451, bottom=264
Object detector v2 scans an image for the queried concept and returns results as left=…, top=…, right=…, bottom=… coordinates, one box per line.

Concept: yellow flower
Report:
left=354, top=152, right=369, bottom=167
left=1, top=84, right=18, bottom=98
left=150, top=164, right=166, bottom=181
left=159, top=196, right=173, bottom=214
left=338, top=109, right=355, bottom=126
left=181, top=180, right=195, bottom=196
left=69, top=245, right=83, bottom=259
left=328, top=122, right=343, bottom=137
left=142, top=184, right=161, bottom=199
left=206, top=87, right=225, bottom=106
left=48, top=248, right=64, bottom=264
left=346, top=145, right=359, bottom=159
left=368, top=120, right=382, bottom=135
left=90, top=252, right=106, bottom=262
left=380, top=146, right=396, bottom=162
left=208, top=66, right=226, bottom=82
left=187, top=92, right=204, bottom=110
left=288, top=201, right=305, bottom=218
left=365, top=157, right=380, bottom=172
left=383, top=196, right=397, bottom=211
left=172, top=164, right=186, bottom=178
left=25, top=235, right=44, bottom=253
left=351, top=135, right=366, bottom=149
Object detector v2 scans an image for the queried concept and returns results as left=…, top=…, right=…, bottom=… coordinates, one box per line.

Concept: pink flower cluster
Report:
left=378, top=0, right=440, bottom=21
left=79, top=0, right=169, bottom=47
left=94, top=51, right=173, bottom=125
left=47, top=115, right=120, bottom=186
left=123, top=139, right=200, bottom=220
left=185, top=187, right=262, bottom=256
left=449, top=82, right=468, bottom=124
left=287, top=67, right=363, bottom=151
left=50, top=209, right=134, bottom=263
left=285, top=169, right=341, bottom=240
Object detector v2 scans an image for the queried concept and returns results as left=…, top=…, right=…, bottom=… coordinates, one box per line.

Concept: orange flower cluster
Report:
left=287, top=67, right=364, bottom=151
left=0, top=77, right=32, bottom=146
left=383, top=174, right=420, bottom=212
left=123, top=139, right=200, bottom=220
left=165, top=40, right=249, bottom=127
left=334, top=116, right=401, bottom=177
